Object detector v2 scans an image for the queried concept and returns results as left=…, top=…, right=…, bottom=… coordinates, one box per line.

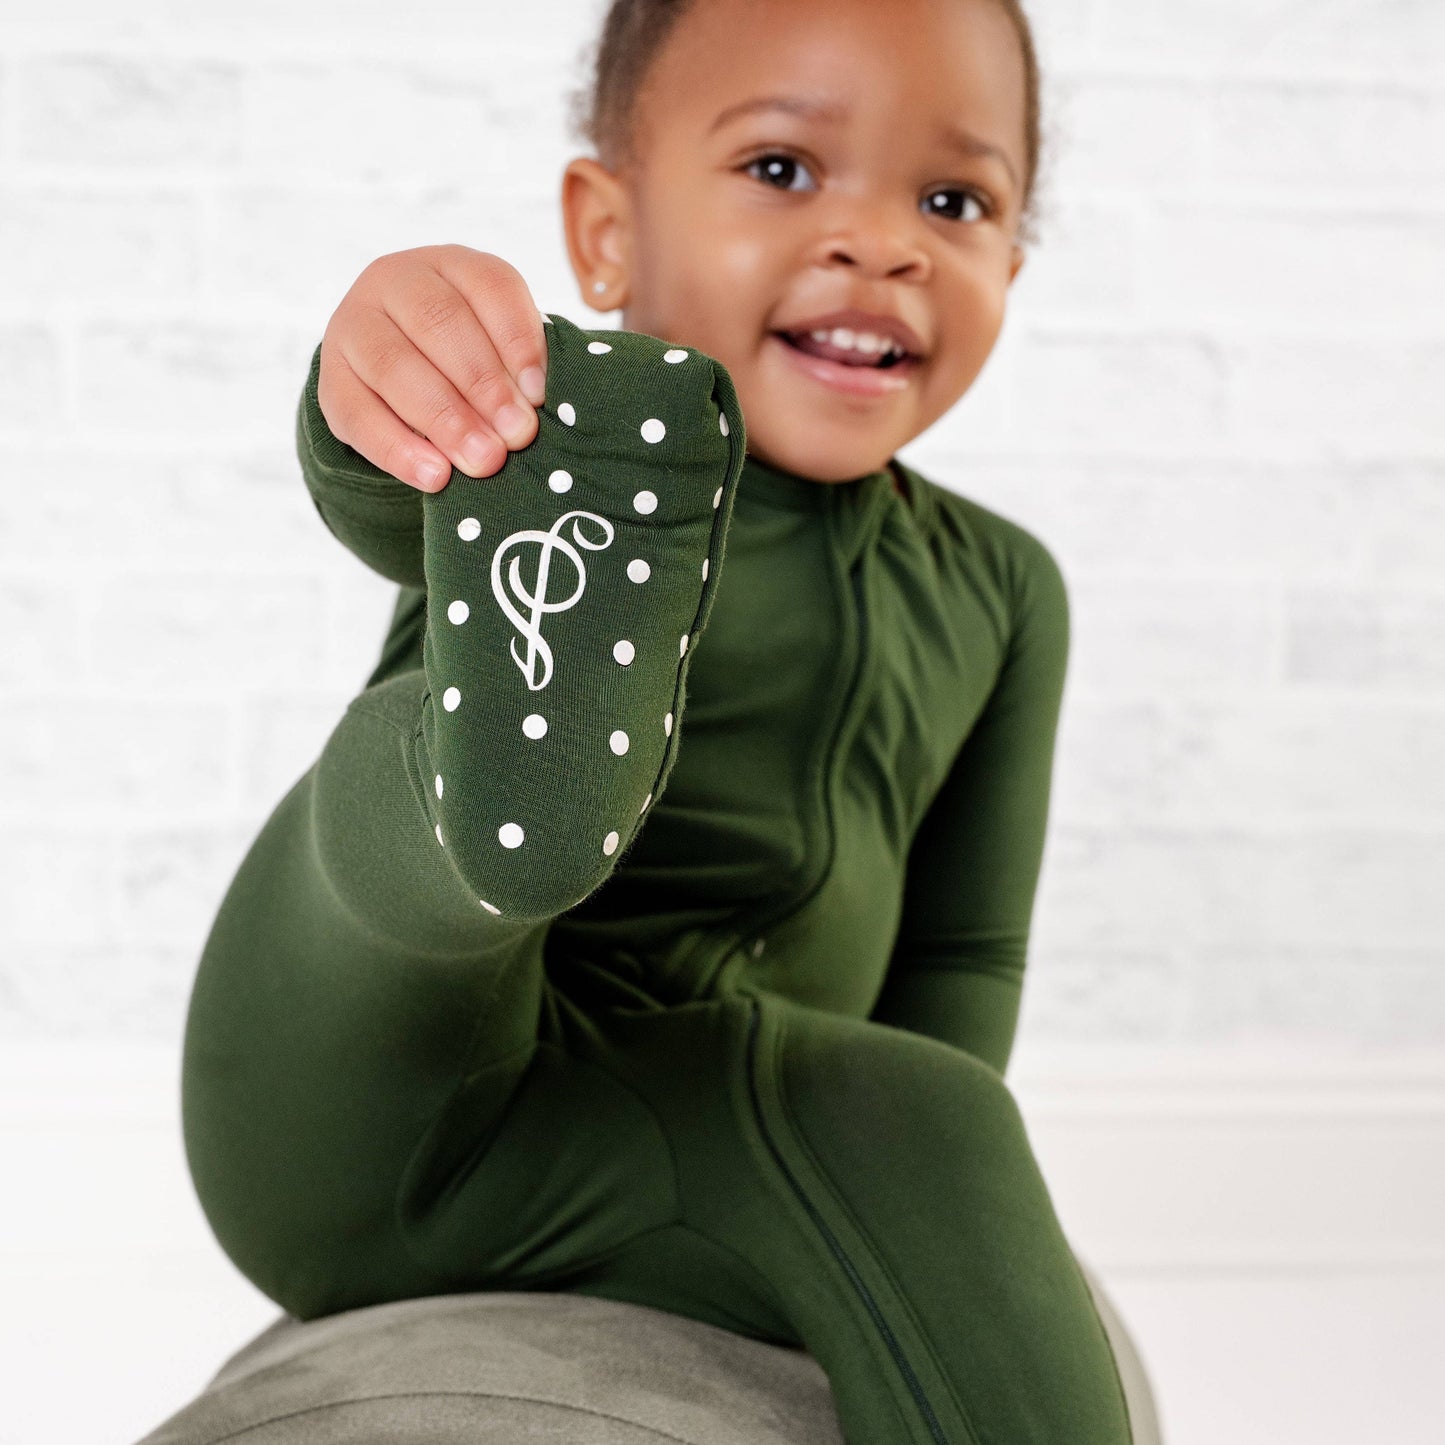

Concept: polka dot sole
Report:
left=413, top=312, right=747, bottom=922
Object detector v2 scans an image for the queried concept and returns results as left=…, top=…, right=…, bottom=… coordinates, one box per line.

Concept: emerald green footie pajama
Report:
left=181, top=312, right=1133, bottom=1444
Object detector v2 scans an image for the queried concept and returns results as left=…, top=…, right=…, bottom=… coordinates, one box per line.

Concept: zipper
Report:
left=743, top=996, right=950, bottom=1445
left=719, top=521, right=875, bottom=978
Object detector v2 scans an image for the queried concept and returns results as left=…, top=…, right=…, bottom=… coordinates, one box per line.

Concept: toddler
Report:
left=180, top=1, right=1135, bottom=1441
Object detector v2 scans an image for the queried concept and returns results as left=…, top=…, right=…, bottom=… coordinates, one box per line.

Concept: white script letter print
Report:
left=490, top=510, right=616, bottom=691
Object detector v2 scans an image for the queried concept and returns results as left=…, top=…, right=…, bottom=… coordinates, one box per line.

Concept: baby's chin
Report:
left=745, top=432, right=897, bottom=484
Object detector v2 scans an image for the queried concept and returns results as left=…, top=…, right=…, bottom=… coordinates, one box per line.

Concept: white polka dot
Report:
left=640, top=418, right=666, bottom=444
left=609, top=729, right=630, bottom=756
left=498, top=822, right=525, bottom=849
left=640, top=792, right=652, bottom=813
left=457, top=517, right=481, bottom=542
left=719, top=412, right=730, bottom=437
left=443, top=686, right=461, bottom=712
left=679, top=633, right=689, bottom=656
left=447, top=599, right=469, bottom=624
left=712, top=485, right=722, bottom=508
left=435, top=773, right=444, bottom=798
left=634, top=490, right=658, bottom=515
left=613, top=639, right=635, bottom=665
left=480, top=898, right=501, bottom=914
left=752, top=937, right=766, bottom=958
left=627, top=558, right=651, bottom=583
left=603, top=830, right=620, bottom=856
left=548, top=468, right=573, bottom=493
left=664, top=712, right=673, bottom=737
left=664, top=349, right=689, bottom=363
left=523, top=713, right=547, bottom=739
left=702, top=557, right=709, bottom=580
left=558, top=402, right=576, bottom=426
left=588, top=341, right=613, bottom=354
left=435, top=823, right=444, bottom=846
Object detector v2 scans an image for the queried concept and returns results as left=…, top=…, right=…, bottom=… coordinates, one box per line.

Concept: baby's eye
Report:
left=742, top=151, right=816, bottom=192
left=924, top=187, right=994, bottom=223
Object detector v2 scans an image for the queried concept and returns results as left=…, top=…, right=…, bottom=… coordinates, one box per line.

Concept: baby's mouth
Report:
left=773, top=330, right=918, bottom=372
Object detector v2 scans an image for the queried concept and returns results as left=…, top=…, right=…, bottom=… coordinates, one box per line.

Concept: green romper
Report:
left=180, top=312, right=1133, bottom=1445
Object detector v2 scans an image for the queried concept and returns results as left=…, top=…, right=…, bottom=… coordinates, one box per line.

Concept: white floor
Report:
left=3, top=1040, right=1442, bottom=1445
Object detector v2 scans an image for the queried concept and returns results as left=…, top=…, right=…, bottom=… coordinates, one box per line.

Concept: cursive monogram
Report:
left=491, top=510, right=616, bottom=690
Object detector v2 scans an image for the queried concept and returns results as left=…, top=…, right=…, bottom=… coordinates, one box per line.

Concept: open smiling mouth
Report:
left=774, top=329, right=916, bottom=369
left=769, top=330, right=920, bottom=396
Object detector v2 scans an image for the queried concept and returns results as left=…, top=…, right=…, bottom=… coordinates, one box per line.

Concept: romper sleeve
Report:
left=868, top=531, right=1071, bottom=1078
left=295, top=339, right=428, bottom=589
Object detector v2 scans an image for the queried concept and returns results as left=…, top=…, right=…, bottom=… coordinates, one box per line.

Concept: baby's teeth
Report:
left=808, top=326, right=894, bottom=358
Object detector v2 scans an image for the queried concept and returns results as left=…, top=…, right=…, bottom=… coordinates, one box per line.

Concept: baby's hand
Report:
left=317, top=244, right=549, bottom=492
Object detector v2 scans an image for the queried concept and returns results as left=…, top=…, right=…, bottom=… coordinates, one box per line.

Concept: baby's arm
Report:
left=296, top=245, right=551, bottom=589
left=868, top=533, right=1071, bottom=1077
left=297, top=339, right=427, bottom=588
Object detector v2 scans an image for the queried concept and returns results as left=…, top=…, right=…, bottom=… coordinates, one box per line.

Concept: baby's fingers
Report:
left=334, top=310, right=519, bottom=489
left=318, top=331, right=481, bottom=493
left=431, top=246, right=549, bottom=409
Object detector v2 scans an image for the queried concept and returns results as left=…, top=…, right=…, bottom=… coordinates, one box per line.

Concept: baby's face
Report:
left=568, top=0, right=1028, bottom=482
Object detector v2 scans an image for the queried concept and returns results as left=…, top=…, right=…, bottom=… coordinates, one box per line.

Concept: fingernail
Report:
left=494, top=404, right=532, bottom=448
left=417, top=457, right=448, bottom=488
left=461, top=432, right=494, bottom=475
left=519, top=366, right=546, bottom=406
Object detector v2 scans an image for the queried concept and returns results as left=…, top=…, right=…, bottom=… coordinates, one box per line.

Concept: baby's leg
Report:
left=397, top=992, right=1135, bottom=1445
left=180, top=314, right=746, bottom=1320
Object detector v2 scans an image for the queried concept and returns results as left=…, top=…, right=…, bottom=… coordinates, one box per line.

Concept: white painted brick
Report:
left=1096, top=0, right=1445, bottom=74
left=243, top=58, right=569, bottom=188
left=1036, top=825, right=1277, bottom=951
left=0, top=831, right=112, bottom=945
left=1225, top=339, right=1445, bottom=458
left=1286, top=585, right=1445, bottom=690
left=1014, top=332, right=1226, bottom=452
left=1, top=4, right=1442, bottom=1066
left=0, top=446, right=326, bottom=570
left=919, top=455, right=1360, bottom=581
left=1267, top=830, right=1445, bottom=948
left=85, top=572, right=326, bottom=690
left=0, top=324, right=61, bottom=429
left=1020, top=949, right=1185, bottom=1041
left=322, top=570, right=416, bottom=688
left=1186, top=947, right=1445, bottom=1045
left=0, top=575, right=86, bottom=690
left=1066, top=576, right=1279, bottom=695
left=213, top=187, right=563, bottom=312
left=0, top=187, right=200, bottom=305
left=0, top=944, right=189, bottom=1040
left=1260, top=0, right=1445, bottom=76
left=1006, top=197, right=1140, bottom=320
left=0, top=696, right=232, bottom=817
left=1017, top=0, right=1098, bottom=61
left=1049, top=75, right=1203, bottom=189
left=19, top=55, right=242, bottom=166
left=1347, top=462, right=1445, bottom=583
left=235, top=693, right=345, bottom=815
left=109, top=823, right=256, bottom=949
left=1058, top=697, right=1445, bottom=824
left=1206, top=82, right=1445, bottom=187
left=78, top=325, right=309, bottom=444
left=1140, top=207, right=1445, bottom=332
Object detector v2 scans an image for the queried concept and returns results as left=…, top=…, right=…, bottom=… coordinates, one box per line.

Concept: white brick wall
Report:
left=1, top=5, right=1442, bottom=1444
left=0, top=0, right=1440, bottom=1057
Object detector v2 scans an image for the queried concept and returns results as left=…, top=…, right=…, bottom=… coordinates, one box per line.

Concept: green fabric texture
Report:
left=177, top=314, right=1125, bottom=1445
left=416, top=316, right=742, bottom=919
left=295, top=314, right=1069, bottom=1075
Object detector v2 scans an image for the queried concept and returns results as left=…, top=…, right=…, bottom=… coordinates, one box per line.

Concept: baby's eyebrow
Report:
left=707, top=93, right=1018, bottom=191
